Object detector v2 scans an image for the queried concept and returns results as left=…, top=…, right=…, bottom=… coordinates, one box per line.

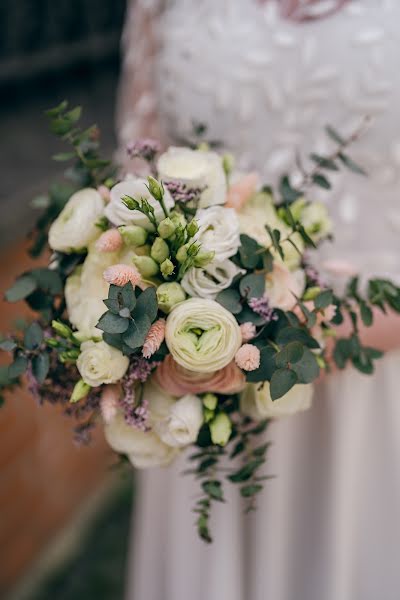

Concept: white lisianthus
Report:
left=165, top=298, right=242, bottom=373
left=48, top=188, right=104, bottom=252
left=105, top=177, right=174, bottom=231
left=241, top=382, right=314, bottom=419
left=265, top=262, right=305, bottom=312
left=157, top=146, right=227, bottom=208
left=104, top=412, right=178, bottom=468
left=301, top=201, right=333, bottom=242
left=155, top=394, right=204, bottom=448
left=77, top=340, right=129, bottom=386
left=181, top=259, right=244, bottom=300
left=195, top=206, right=241, bottom=261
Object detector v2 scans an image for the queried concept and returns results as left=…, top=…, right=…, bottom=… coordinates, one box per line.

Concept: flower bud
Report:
left=121, top=195, right=139, bottom=211
left=52, top=320, right=72, bottom=339
left=203, top=393, right=218, bottom=411
left=147, top=175, right=164, bottom=203
left=70, top=379, right=91, bottom=403
left=222, top=153, right=235, bottom=176
left=170, top=211, right=187, bottom=229
left=160, top=258, right=175, bottom=278
left=194, top=250, right=215, bottom=268
left=176, top=244, right=188, bottom=263
left=302, top=286, right=321, bottom=301
left=151, top=237, right=170, bottom=264
left=187, top=243, right=200, bottom=258
left=157, top=217, right=176, bottom=239
left=132, top=255, right=159, bottom=278
left=203, top=407, right=214, bottom=423
left=118, top=224, right=147, bottom=246
left=156, top=282, right=186, bottom=313
left=210, top=412, right=232, bottom=446
left=186, top=219, right=199, bottom=238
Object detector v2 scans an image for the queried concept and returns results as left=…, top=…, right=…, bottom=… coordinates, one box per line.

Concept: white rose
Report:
left=181, top=259, right=244, bottom=300
left=104, top=412, right=178, bottom=468
left=241, top=382, right=314, bottom=419
left=77, top=340, right=129, bottom=386
left=265, top=262, right=305, bottom=311
left=157, top=146, right=227, bottom=208
left=301, top=201, right=333, bottom=242
left=165, top=298, right=242, bottom=373
left=105, top=177, right=174, bottom=230
left=154, top=394, right=204, bottom=448
left=48, top=188, right=104, bottom=252
left=195, top=206, right=241, bottom=261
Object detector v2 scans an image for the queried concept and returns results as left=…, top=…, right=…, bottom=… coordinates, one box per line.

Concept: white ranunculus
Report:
left=154, top=394, right=204, bottom=448
left=104, top=412, right=178, bottom=468
left=48, top=188, right=104, bottom=252
left=157, top=146, right=227, bottom=208
left=165, top=298, right=242, bottom=373
left=195, top=206, right=241, bottom=261
left=241, top=382, right=314, bottom=420
left=105, top=177, right=174, bottom=231
left=265, top=262, right=305, bottom=311
left=301, top=201, right=333, bottom=242
left=77, top=340, right=129, bottom=386
left=181, top=259, right=244, bottom=300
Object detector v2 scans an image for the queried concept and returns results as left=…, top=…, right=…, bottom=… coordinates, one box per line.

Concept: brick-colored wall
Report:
left=0, top=240, right=113, bottom=594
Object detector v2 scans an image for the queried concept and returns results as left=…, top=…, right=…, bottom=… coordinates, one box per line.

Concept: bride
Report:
left=117, top=1, right=400, bottom=599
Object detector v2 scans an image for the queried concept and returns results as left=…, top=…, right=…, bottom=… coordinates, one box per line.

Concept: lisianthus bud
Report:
left=147, top=175, right=164, bottom=202
left=70, top=379, right=91, bottom=403
left=132, top=255, right=159, bottom=278
left=222, top=153, right=235, bottom=176
left=303, top=286, right=321, bottom=301
left=52, top=320, right=72, bottom=339
left=203, top=393, right=218, bottom=411
left=176, top=244, right=188, bottom=263
left=210, top=412, right=232, bottom=446
left=121, top=195, right=139, bottom=210
left=118, top=224, right=147, bottom=246
left=151, top=238, right=170, bottom=263
left=204, top=408, right=214, bottom=423
left=170, top=211, right=187, bottom=229
left=156, top=282, right=186, bottom=313
left=194, top=250, right=215, bottom=268
left=160, top=258, right=175, bottom=278
left=186, top=219, right=199, bottom=238
left=157, top=217, right=176, bottom=239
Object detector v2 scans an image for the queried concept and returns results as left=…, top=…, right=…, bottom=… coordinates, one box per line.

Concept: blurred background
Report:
left=0, top=1, right=134, bottom=598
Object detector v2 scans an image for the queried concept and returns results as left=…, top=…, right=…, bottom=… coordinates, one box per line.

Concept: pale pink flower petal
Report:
left=97, top=185, right=111, bottom=202
left=100, top=384, right=120, bottom=424
left=103, top=264, right=142, bottom=287
left=142, top=319, right=166, bottom=359
left=235, top=344, right=261, bottom=371
left=95, top=229, right=123, bottom=253
left=225, top=173, right=259, bottom=211
left=240, top=322, right=257, bottom=342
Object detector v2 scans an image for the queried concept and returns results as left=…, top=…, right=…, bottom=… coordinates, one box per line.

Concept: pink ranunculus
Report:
left=153, top=355, right=246, bottom=396
left=225, top=173, right=259, bottom=211
left=265, top=262, right=305, bottom=312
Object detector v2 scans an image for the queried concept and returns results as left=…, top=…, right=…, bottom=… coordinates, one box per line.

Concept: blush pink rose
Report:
left=225, top=173, right=259, bottom=211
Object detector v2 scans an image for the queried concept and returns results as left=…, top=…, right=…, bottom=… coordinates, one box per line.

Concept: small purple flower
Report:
left=123, top=399, right=149, bottom=431
left=127, top=138, right=161, bottom=162
left=164, top=180, right=204, bottom=204
left=248, top=297, right=276, bottom=322
left=304, top=264, right=325, bottom=287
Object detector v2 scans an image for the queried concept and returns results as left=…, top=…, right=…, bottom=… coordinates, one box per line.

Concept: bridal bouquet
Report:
left=2, top=103, right=400, bottom=541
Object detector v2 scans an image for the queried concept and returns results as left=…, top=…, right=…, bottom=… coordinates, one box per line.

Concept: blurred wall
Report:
left=0, top=1, right=127, bottom=594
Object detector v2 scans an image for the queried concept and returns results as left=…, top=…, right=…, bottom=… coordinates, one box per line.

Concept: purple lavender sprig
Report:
left=164, top=180, right=204, bottom=204
left=127, top=138, right=161, bottom=163
left=248, top=297, right=277, bottom=323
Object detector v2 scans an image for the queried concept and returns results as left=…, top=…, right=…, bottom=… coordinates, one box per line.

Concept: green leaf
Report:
left=265, top=225, right=284, bottom=260
left=270, top=368, right=298, bottom=400
left=291, top=347, right=320, bottom=383
left=314, top=290, right=333, bottom=310
left=97, top=312, right=130, bottom=334
left=8, top=355, right=28, bottom=379
left=31, top=268, right=63, bottom=294
left=279, top=175, right=302, bottom=203
left=237, top=306, right=266, bottom=326
left=5, top=275, right=37, bottom=302
left=246, top=346, right=276, bottom=383
left=239, top=273, right=265, bottom=299
left=325, top=125, right=345, bottom=145
left=216, top=288, right=242, bottom=314
left=121, top=282, right=136, bottom=312
left=238, top=234, right=262, bottom=269
left=360, top=301, right=373, bottom=327
left=240, top=484, right=263, bottom=498
left=275, top=342, right=304, bottom=368
left=202, top=480, right=225, bottom=502
left=52, top=152, right=76, bottom=162
left=0, top=339, right=17, bottom=352
left=310, top=153, right=339, bottom=171
left=135, top=287, right=158, bottom=323
left=32, top=353, right=50, bottom=383
left=228, top=458, right=264, bottom=482
left=276, top=326, right=320, bottom=349
left=123, top=315, right=151, bottom=349
left=338, top=152, right=367, bottom=176
left=24, top=323, right=43, bottom=350
left=312, top=173, right=331, bottom=189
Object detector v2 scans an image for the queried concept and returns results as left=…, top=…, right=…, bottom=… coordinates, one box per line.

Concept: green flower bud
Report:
left=186, top=219, right=199, bottom=238
left=70, top=379, right=91, bottom=403
left=156, top=282, right=186, bottom=313
left=187, top=243, right=200, bottom=258
left=203, top=393, right=218, bottom=411
left=118, top=224, right=147, bottom=246
left=203, top=407, right=214, bottom=423
left=170, top=211, right=187, bottom=229
left=151, top=237, right=170, bottom=263
left=157, top=217, right=176, bottom=239
left=194, top=250, right=215, bottom=268
left=45, top=337, right=60, bottom=348
left=197, top=142, right=210, bottom=152
left=210, top=412, right=232, bottom=447
left=160, top=258, right=175, bottom=278
left=302, top=286, right=321, bottom=301
left=147, top=175, right=164, bottom=202
left=222, top=152, right=235, bottom=177
left=176, top=244, right=188, bottom=263
left=132, top=255, right=159, bottom=278
left=289, top=197, right=306, bottom=221
left=52, top=320, right=72, bottom=339
left=121, top=195, right=139, bottom=211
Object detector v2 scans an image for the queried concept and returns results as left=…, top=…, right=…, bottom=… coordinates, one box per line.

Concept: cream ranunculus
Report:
left=241, top=382, right=314, bottom=419
left=48, top=188, right=104, bottom=252
left=165, top=298, right=242, bottom=373
left=195, top=206, right=241, bottom=261
left=104, top=412, right=178, bottom=468
left=77, top=340, right=129, bottom=386
left=105, top=177, right=174, bottom=231
left=181, top=259, right=244, bottom=300
left=265, top=261, right=305, bottom=311
left=154, top=394, right=204, bottom=448
left=157, top=146, right=227, bottom=208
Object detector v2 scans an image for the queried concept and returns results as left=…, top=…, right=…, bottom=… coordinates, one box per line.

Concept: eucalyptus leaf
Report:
left=291, top=347, right=320, bottom=383
left=32, top=353, right=50, bottom=383
left=270, top=368, right=298, bottom=400
left=246, top=346, right=276, bottom=382
left=123, top=315, right=151, bottom=349
left=239, top=273, right=265, bottom=299
left=97, top=312, right=130, bottom=334
left=5, top=275, right=37, bottom=302
left=275, top=342, right=304, bottom=368
left=135, top=287, right=158, bottom=323
left=24, top=322, right=43, bottom=350
left=238, top=234, right=262, bottom=269
left=216, top=288, right=242, bottom=314
left=8, top=355, right=28, bottom=379
left=314, top=290, right=333, bottom=310
left=276, top=326, right=320, bottom=349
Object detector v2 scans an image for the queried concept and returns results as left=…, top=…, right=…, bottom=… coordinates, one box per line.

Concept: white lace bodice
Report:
left=118, top=0, right=400, bottom=278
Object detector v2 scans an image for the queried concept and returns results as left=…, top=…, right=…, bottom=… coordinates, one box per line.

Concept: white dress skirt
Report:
left=117, top=1, right=400, bottom=598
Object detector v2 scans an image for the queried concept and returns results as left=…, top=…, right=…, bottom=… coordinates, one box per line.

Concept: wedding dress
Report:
left=118, top=2, right=400, bottom=599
